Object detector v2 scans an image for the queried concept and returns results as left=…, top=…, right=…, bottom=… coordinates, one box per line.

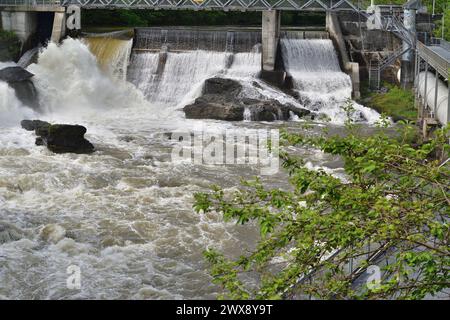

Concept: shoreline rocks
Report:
left=21, top=120, right=95, bottom=154
left=183, top=77, right=311, bottom=122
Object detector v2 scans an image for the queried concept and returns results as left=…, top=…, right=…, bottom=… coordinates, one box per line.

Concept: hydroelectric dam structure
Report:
left=1, top=0, right=449, bottom=129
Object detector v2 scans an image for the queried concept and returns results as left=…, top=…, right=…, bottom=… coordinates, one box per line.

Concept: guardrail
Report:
left=417, top=41, right=450, bottom=79
left=0, top=0, right=366, bottom=11
left=429, top=37, right=450, bottom=52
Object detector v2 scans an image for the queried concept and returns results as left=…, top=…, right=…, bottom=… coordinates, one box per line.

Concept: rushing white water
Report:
left=0, top=34, right=381, bottom=299
left=0, top=39, right=273, bottom=299
left=17, top=47, right=40, bottom=68
left=27, top=39, right=150, bottom=120
left=84, top=37, right=133, bottom=80
left=280, top=38, right=380, bottom=124
left=0, top=81, right=36, bottom=127
left=128, top=50, right=229, bottom=107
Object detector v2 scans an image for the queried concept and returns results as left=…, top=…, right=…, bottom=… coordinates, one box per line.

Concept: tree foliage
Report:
left=81, top=9, right=325, bottom=28
left=194, top=111, right=450, bottom=300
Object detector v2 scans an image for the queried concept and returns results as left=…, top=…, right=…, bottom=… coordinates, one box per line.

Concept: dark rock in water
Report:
left=0, top=66, right=40, bottom=111
left=184, top=99, right=245, bottom=121
left=20, top=119, right=50, bottom=131
left=35, top=137, right=44, bottom=146
left=21, top=120, right=95, bottom=154
left=243, top=100, right=310, bottom=121
left=37, top=124, right=95, bottom=154
left=203, top=77, right=242, bottom=95
left=0, top=66, right=34, bottom=82
left=184, top=77, right=311, bottom=122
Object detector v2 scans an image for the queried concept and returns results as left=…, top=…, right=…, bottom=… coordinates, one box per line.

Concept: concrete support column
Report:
left=400, top=8, right=416, bottom=89
left=1, top=11, right=37, bottom=45
left=261, top=10, right=280, bottom=72
left=51, top=11, right=66, bottom=43
left=326, top=12, right=360, bottom=98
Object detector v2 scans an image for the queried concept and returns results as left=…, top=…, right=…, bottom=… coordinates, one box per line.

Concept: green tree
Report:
left=194, top=114, right=450, bottom=299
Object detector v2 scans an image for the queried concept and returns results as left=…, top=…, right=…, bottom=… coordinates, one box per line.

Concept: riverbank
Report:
left=359, top=82, right=417, bottom=122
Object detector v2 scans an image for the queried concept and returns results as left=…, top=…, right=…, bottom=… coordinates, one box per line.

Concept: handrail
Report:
left=0, top=0, right=365, bottom=11
left=417, top=41, right=449, bottom=79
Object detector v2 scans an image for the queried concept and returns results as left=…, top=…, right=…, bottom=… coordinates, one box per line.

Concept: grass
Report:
left=0, top=29, right=18, bottom=41
left=360, top=82, right=417, bottom=122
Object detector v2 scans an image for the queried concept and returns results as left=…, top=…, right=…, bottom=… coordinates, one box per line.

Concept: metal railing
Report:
left=417, top=41, right=449, bottom=79
left=0, top=0, right=61, bottom=5
left=429, top=37, right=450, bottom=52
left=0, top=0, right=366, bottom=11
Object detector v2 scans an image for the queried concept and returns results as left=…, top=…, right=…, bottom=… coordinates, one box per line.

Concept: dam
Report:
left=0, top=0, right=449, bottom=300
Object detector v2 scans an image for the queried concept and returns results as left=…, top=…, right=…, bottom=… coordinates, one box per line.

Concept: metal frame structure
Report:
left=0, top=0, right=365, bottom=11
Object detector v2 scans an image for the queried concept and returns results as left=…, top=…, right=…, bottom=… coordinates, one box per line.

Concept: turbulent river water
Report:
left=0, top=30, right=380, bottom=299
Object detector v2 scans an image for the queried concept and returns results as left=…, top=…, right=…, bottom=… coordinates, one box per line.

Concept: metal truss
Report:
left=0, top=0, right=364, bottom=11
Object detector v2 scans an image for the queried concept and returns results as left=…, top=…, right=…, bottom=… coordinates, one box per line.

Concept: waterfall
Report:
left=128, top=29, right=262, bottom=108
left=0, top=81, right=36, bottom=127
left=17, top=47, right=40, bottom=68
left=280, top=37, right=380, bottom=123
left=27, top=38, right=150, bottom=118
left=84, top=34, right=133, bottom=80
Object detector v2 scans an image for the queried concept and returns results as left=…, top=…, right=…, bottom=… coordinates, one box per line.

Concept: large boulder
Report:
left=38, top=124, right=95, bottom=154
left=21, top=120, right=95, bottom=154
left=184, top=97, right=244, bottom=121
left=184, top=77, right=311, bottom=122
left=0, top=66, right=39, bottom=111
left=203, top=77, right=242, bottom=95
left=20, top=119, right=50, bottom=131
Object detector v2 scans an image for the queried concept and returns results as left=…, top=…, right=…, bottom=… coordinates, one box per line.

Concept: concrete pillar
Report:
left=50, top=11, right=66, bottom=43
left=400, top=8, right=416, bottom=89
left=1, top=11, right=37, bottom=45
left=326, top=12, right=361, bottom=98
left=261, top=10, right=280, bottom=72
left=260, top=10, right=285, bottom=87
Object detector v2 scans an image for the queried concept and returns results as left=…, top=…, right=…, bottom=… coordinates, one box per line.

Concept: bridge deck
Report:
left=428, top=46, right=450, bottom=65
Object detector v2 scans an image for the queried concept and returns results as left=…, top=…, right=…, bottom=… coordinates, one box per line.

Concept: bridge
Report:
left=0, top=0, right=366, bottom=12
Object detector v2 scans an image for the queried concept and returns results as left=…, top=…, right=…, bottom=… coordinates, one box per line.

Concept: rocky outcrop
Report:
left=183, top=77, right=310, bottom=122
left=20, top=119, right=50, bottom=132
left=0, top=66, right=39, bottom=111
left=21, top=120, right=95, bottom=154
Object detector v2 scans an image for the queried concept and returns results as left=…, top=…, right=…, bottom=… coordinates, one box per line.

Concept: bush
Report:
left=194, top=114, right=450, bottom=300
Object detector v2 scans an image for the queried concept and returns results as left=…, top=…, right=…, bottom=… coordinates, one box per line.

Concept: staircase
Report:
left=367, top=14, right=415, bottom=89
left=369, top=59, right=380, bottom=89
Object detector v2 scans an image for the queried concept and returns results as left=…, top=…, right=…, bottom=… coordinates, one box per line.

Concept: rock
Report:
left=203, top=77, right=242, bottom=95
left=0, top=66, right=39, bottom=110
left=184, top=99, right=245, bottom=121
left=39, top=224, right=66, bottom=244
left=184, top=77, right=311, bottom=122
left=0, top=221, right=26, bottom=244
left=35, top=137, right=44, bottom=146
left=22, top=120, right=95, bottom=154
left=20, top=119, right=50, bottom=131
left=36, top=124, right=95, bottom=154
left=0, top=66, right=33, bottom=82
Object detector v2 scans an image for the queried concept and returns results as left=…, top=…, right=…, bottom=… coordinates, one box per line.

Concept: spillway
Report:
left=280, top=36, right=379, bottom=123
left=84, top=31, right=133, bottom=81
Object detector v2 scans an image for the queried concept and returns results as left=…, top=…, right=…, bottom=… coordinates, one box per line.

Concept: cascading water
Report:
left=0, top=81, right=36, bottom=127
left=84, top=32, right=133, bottom=81
left=128, top=29, right=263, bottom=108
left=0, top=30, right=381, bottom=299
left=128, top=50, right=229, bottom=107
left=280, top=37, right=380, bottom=123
